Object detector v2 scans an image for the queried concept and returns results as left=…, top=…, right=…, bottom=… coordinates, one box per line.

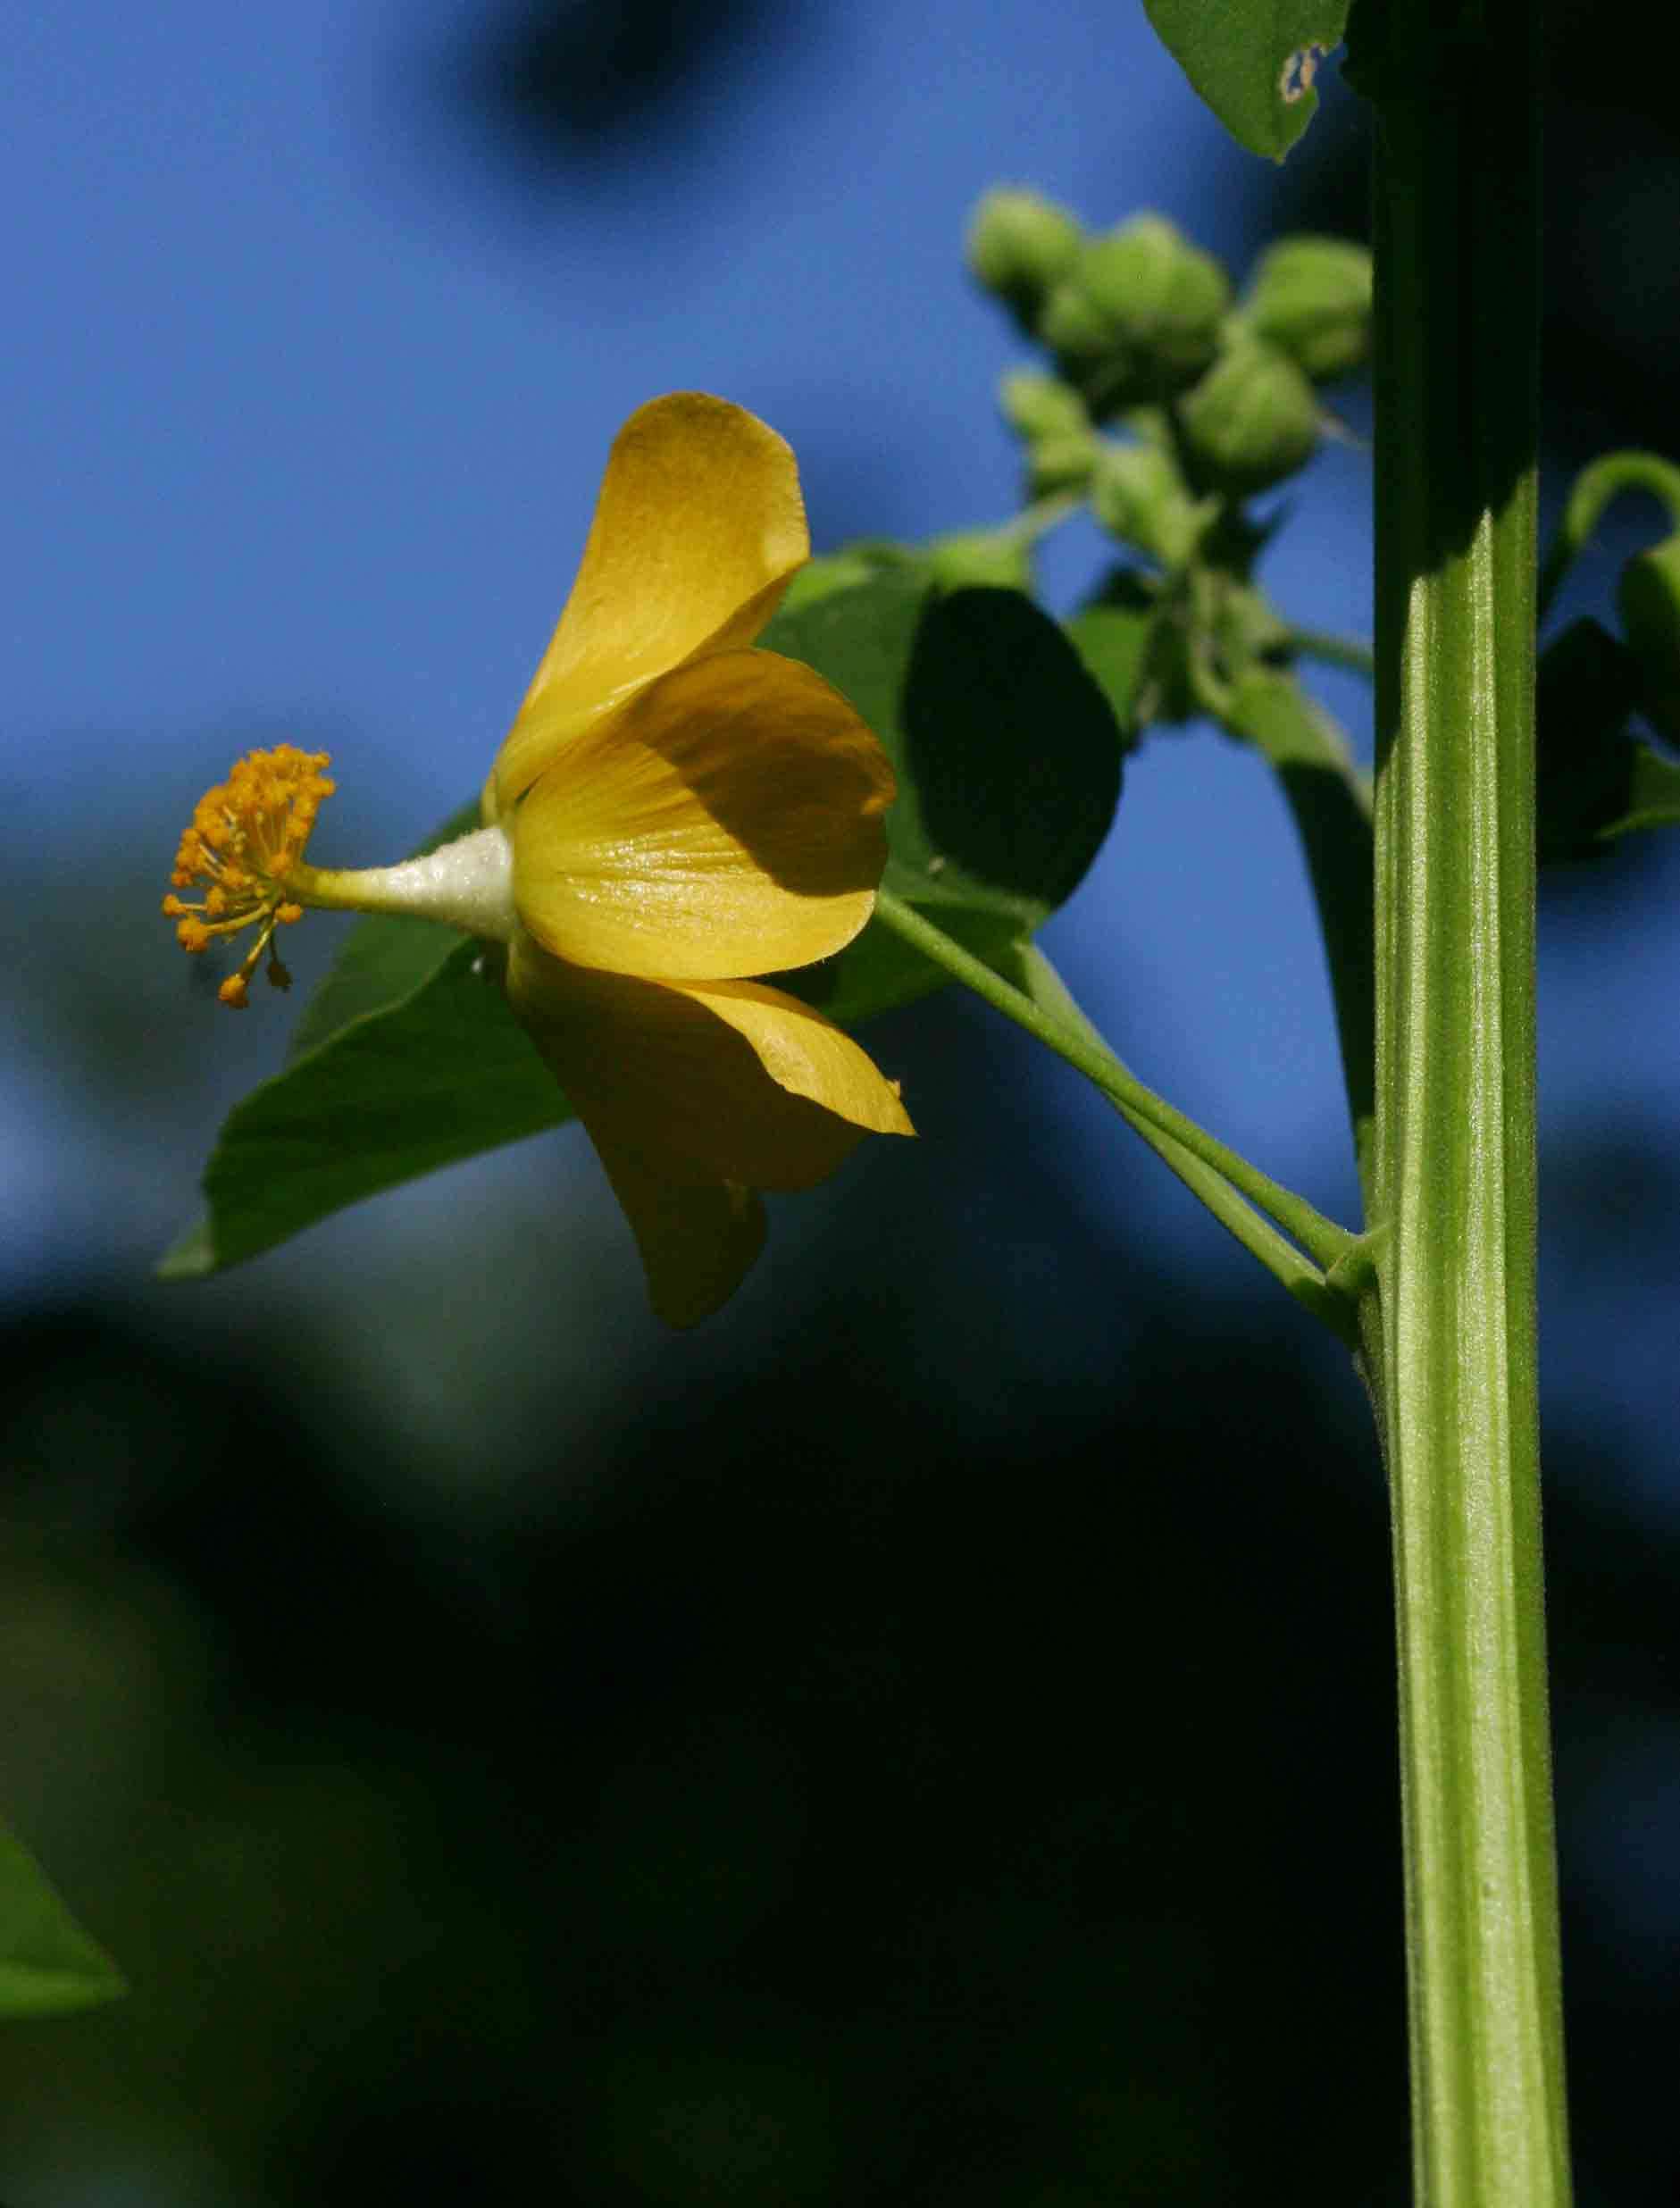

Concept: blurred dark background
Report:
left=4, top=3, right=1678, bottom=2201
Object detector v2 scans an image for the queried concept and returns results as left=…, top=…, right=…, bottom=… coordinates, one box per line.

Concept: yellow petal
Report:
left=512, top=649, right=894, bottom=981
left=490, top=394, right=810, bottom=814
left=589, top=1134, right=766, bottom=1328
left=507, top=941, right=915, bottom=1192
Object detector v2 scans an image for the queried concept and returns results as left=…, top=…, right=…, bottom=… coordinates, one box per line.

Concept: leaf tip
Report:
left=155, top=1216, right=217, bottom=1280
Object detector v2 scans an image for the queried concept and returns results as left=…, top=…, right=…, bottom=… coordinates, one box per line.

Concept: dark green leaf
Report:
left=1, top=1825, right=126, bottom=2020
left=1141, top=0, right=1350, bottom=162
left=161, top=944, right=566, bottom=1277
left=772, top=568, right=1127, bottom=1020
left=764, top=573, right=1124, bottom=928
left=1224, top=666, right=1375, bottom=1171
left=1534, top=618, right=1680, bottom=860
left=288, top=804, right=480, bottom=1060
left=1609, top=743, right=1680, bottom=838
left=286, top=912, right=463, bottom=1064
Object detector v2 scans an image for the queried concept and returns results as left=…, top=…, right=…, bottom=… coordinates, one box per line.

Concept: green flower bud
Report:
left=1089, top=441, right=1210, bottom=568
left=1038, top=215, right=1230, bottom=415
left=1241, top=235, right=1374, bottom=381
left=966, top=188, right=1083, bottom=324
left=1177, top=338, right=1321, bottom=497
left=1617, top=533, right=1680, bottom=744
left=1024, top=431, right=1099, bottom=498
left=1074, top=214, right=1231, bottom=382
left=1038, top=277, right=1116, bottom=368
left=999, top=370, right=1091, bottom=445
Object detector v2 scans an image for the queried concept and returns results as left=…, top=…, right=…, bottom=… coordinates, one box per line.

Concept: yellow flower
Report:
left=165, top=394, right=914, bottom=1324
left=489, top=392, right=916, bottom=1322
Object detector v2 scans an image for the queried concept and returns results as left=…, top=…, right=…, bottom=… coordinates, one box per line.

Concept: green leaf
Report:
left=1064, top=572, right=1160, bottom=738
left=1, top=1825, right=126, bottom=2020
left=767, top=569, right=1124, bottom=1019
left=779, top=543, right=931, bottom=612
left=1224, top=665, right=1375, bottom=1187
left=287, top=803, right=480, bottom=1060
left=764, top=572, right=1123, bottom=926
left=1608, top=742, right=1680, bottom=838
left=1534, top=618, right=1680, bottom=860
left=163, top=566, right=1124, bottom=1275
left=161, top=944, right=566, bottom=1277
left=1540, top=735, right=1680, bottom=860
left=1141, top=0, right=1350, bottom=162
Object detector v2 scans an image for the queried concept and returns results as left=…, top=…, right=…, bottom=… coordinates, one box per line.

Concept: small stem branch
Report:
left=1016, top=940, right=1365, bottom=1342
left=1006, top=491, right=1082, bottom=547
left=873, top=889, right=1358, bottom=1292
left=1285, top=626, right=1377, bottom=680
left=1537, top=449, right=1680, bottom=623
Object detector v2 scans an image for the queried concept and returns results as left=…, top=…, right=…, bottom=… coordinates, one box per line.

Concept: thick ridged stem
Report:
left=1359, top=2, right=1571, bottom=2198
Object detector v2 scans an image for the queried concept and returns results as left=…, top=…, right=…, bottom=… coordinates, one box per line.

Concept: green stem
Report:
left=1536, top=448, right=1680, bottom=623
left=1018, top=941, right=1362, bottom=1337
left=1361, top=3, right=1570, bottom=2199
left=1005, top=491, right=1082, bottom=547
left=873, top=889, right=1358, bottom=1299
left=1285, top=625, right=1377, bottom=680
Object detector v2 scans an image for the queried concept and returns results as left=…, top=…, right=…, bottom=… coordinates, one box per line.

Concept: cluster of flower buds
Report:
left=1035, top=211, right=1230, bottom=415
left=969, top=190, right=1373, bottom=535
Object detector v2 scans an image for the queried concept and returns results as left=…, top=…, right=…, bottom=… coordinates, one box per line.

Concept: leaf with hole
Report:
left=1141, top=0, right=1350, bottom=162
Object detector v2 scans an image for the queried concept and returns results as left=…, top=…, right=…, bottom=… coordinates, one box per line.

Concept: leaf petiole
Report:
left=873, top=888, right=1360, bottom=1332
left=1284, top=625, right=1376, bottom=681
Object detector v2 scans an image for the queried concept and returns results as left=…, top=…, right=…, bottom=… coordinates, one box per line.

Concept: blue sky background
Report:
left=4, top=0, right=1677, bottom=1511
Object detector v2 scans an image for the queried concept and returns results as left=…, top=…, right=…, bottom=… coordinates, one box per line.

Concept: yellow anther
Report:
left=163, top=744, right=333, bottom=1007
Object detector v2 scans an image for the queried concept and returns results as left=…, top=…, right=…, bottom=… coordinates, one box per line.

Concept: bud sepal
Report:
left=1177, top=338, right=1322, bottom=498
left=1240, top=235, right=1374, bottom=382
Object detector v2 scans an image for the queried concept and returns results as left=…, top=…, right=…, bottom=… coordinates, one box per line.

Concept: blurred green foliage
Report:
left=8, top=1132, right=1680, bottom=2203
